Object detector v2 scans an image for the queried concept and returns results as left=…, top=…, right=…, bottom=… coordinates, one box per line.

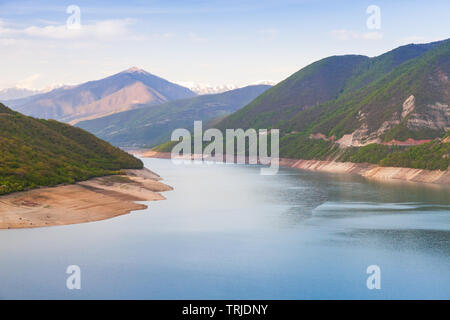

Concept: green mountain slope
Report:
left=217, top=55, right=369, bottom=129
left=286, top=39, right=450, bottom=143
left=154, top=40, right=449, bottom=171
left=342, top=41, right=443, bottom=92
left=341, top=140, right=450, bottom=171
left=217, top=40, right=448, bottom=134
left=77, top=85, right=271, bottom=148
left=0, top=103, right=142, bottom=195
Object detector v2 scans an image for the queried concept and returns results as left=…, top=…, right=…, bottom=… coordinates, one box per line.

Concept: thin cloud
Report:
left=331, top=29, right=383, bottom=41
left=259, top=28, right=278, bottom=36
left=188, top=32, right=207, bottom=43
left=24, top=19, right=135, bottom=39
left=158, top=32, right=176, bottom=39
left=16, top=74, right=41, bottom=89
left=37, top=19, right=60, bottom=25
left=259, top=28, right=278, bottom=40
left=0, top=19, right=136, bottom=41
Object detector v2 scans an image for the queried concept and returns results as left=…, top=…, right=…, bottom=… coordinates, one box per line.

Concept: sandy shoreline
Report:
left=143, top=150, right=450, bottom=186
left=278, top=158, right=450, bottom=185
left=0, top=168, right=172, bottom=229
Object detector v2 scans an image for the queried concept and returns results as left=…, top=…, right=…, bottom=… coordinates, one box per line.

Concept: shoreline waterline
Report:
left=142, top=150, right=450, bottom=186
left=0, top=168, right=172, bottom=229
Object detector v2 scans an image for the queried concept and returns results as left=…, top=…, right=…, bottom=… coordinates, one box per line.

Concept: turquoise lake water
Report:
left=0, top=158, right=449, bottom=299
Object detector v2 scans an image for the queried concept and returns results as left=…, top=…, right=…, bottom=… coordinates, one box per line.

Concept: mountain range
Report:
left=175, top=82, right=240, bottom=95
left=5, top=67, right=197, bottom=124
left=154, top=39, right=449, bottom=170
left=77, top=84, right=271, bottom=147
left=4, top=39, right=448, bottom=171
left=0, top=87, right=39, bottom=100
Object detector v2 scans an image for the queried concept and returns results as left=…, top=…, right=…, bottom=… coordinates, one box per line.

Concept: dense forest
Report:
left=153, top=131, right=449, bottom=171
left=0, top=103, right=142, bottom=195
left=77, top=85, right=271, bottom=148
left=216, top=40, right=449, bottom=143
left=339, top=139, right=450, bottom=171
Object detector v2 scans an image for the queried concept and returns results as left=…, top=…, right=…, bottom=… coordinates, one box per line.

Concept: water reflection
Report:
left=336, top=228, right=450, bottom=258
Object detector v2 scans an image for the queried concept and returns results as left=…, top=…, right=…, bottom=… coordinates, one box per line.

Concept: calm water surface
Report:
left=0, top=158, right=449, bottom=299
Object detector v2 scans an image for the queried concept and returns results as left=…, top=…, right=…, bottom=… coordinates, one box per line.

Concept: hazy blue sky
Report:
left=1, top=0, right=449, bottom=89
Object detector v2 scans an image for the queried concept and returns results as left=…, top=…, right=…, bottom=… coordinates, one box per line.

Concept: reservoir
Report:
left=0, top=158, right=449, bottom=299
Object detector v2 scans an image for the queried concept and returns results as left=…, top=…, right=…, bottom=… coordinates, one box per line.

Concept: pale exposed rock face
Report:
left=335, top=93, right=449, bottom=147
left=407, top=102, right=450, bottom=131
left=376, top=117, right=401, bottom=135
left=401, top=95, right=415, bottom=119
left=309, top=133, right=327, bottom=140
left=437, top=69, right=449, bottom=83
left=336, top=123, right=383, bottom=147
left=382, top=138, right=432, bottom=146
left=336, top=100, right=411, bottom=147
left=336, top=134, right=353, bottom=147
left=309, top=133, right=332, bottom=141
left=403, top=67, right=450, bottom=131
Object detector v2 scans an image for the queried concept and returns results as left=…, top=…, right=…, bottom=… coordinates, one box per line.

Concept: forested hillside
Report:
left=77, top=85, right=271, bottom=147
left=154, top=39, right=450, bottom=171
left=0, top=103, right=142, bottom=195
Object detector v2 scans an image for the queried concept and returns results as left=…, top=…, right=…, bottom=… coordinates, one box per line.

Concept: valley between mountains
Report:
left=1, top=39, right=449, bottom=228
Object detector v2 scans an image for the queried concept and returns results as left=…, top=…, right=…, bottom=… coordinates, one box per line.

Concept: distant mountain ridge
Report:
left=0, top=87, right=39, bottom=100
left=177, top=81, right=277, bottom=95
left=0, top=84, right=70, bottom=101
left=176, top=82, right=240, bottom=95
left=77, top=84, right=272, bottom=147
left=6, top=67, right=196, bottom=124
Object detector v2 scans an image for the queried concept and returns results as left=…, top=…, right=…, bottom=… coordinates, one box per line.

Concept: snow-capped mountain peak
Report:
left=175, top=82, right=238, bottom=95
left=122, top=66, right=149, bottom=75
left=176, top=81, right=276, bottom=95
